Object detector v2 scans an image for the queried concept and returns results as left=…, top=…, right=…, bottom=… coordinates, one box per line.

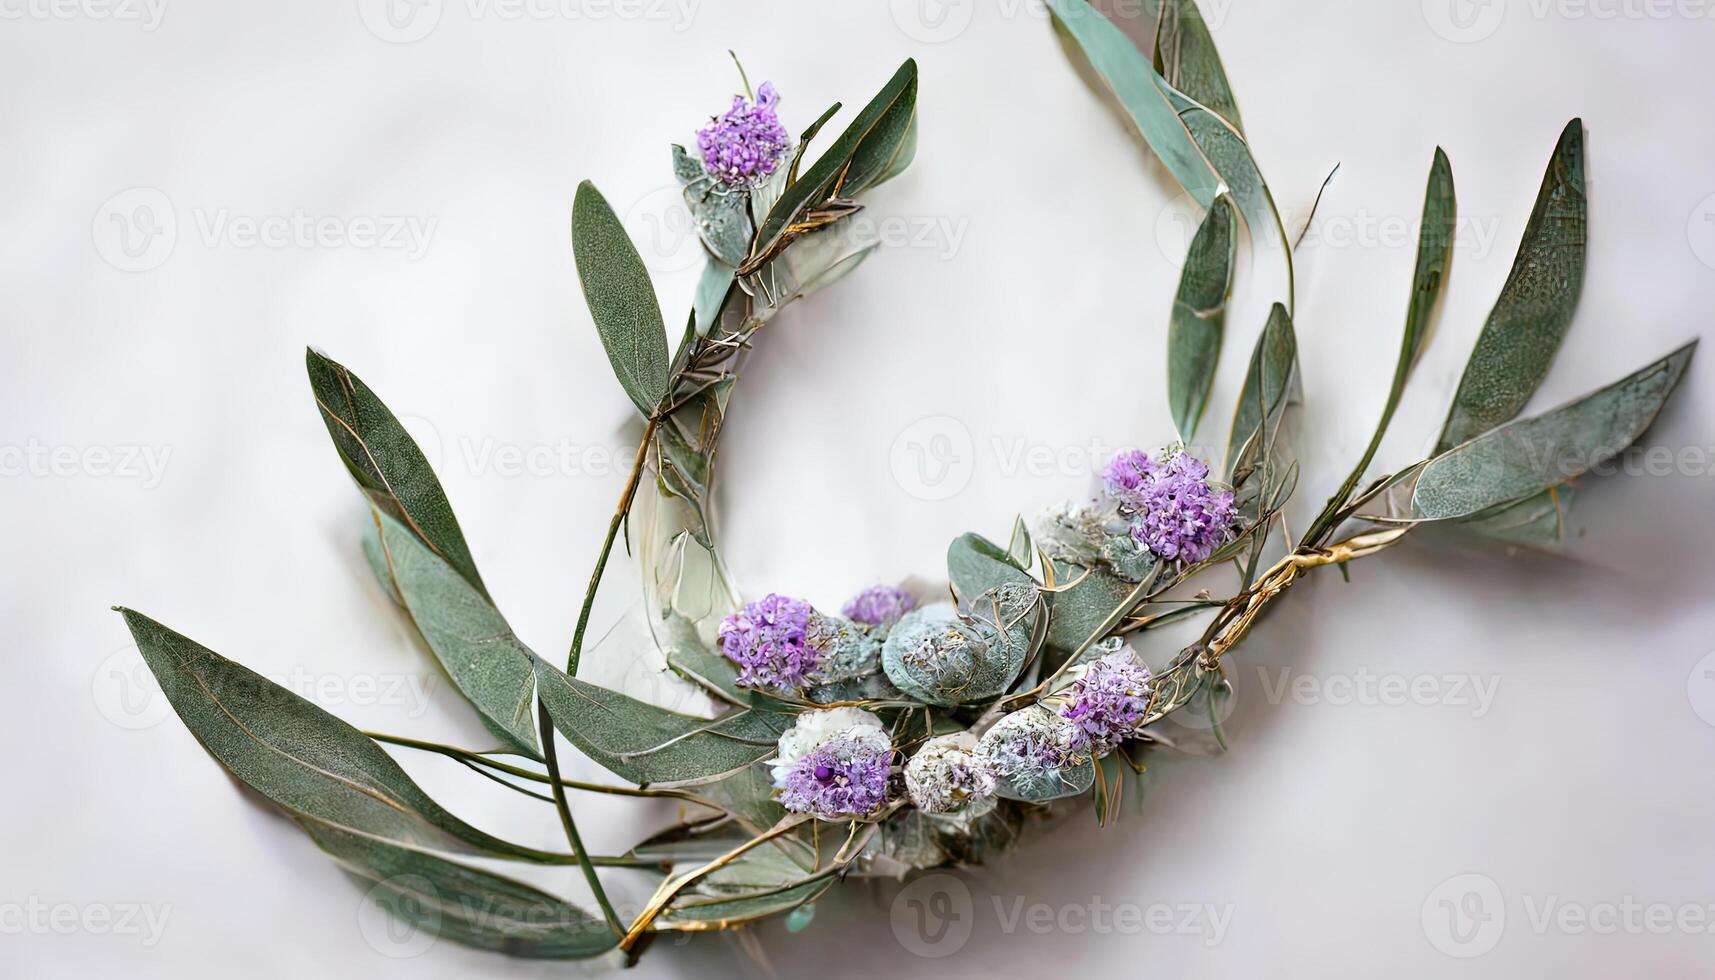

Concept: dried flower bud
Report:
left=841, top=584, right=917, bottom=627
left=881, top=585, right=1037, bottom=706
left=1102, top=448, right=1236, bottom=565
left=977, top=705, right=1092, bottom=803
left=1056, top=650, right=1153, bottom=756
left=770, top=708, right=892, bottom=820
left=717, top=593, right=820, bottom=692
left=904, top=732, right=997, bottom=816
left=696, top=82, right=791, bottom=188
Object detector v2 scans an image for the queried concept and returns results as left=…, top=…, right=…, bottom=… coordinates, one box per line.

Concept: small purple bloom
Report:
left=1102, top=448, right=1236, bottom=565
left=1057, top=652, right=1153, bottom=756
left=841, top=584, right=917, bottom=627
left=777, top=730, right=892, bottom=819
left=696, top=81, right=791, bottom=188
left=717, top=593, right=820, bottom=691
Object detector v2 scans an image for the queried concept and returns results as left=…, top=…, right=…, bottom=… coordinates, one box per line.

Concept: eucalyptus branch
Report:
left=537, top=699, right=625, bottom=937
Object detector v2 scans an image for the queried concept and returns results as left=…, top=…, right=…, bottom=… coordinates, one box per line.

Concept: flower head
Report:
left=717, top=593, right=820, bottom=692
left=1101, top=448, right=1236, bottom=564
left=841, top=584, right=917, bottom=627
left=904, top=732, right=997, bottom=816
left=1056, top=651, right=1153, bottom=756
left=770, top=708, right=892, bottom=819
left=977, top=705, right=1090, bottom=802
left=696, top=82, right=791, bottom=188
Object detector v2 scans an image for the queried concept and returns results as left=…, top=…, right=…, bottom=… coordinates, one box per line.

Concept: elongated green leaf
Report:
left=1154, top=0, right=1243, bottom=134
left=1454, top=485, right=1572, bottom=548
left=365, top=511, right=538, bottom=757
left=572, top=181, right=670, bottom=416
left=1410, top=342, right=1694, bottom=521
left=1047, top=0, right=1220, bottom=207
left=1226, top=303, right=1299, bottom=480
left=1167, top=194, right=1237, bottom=441
left=693, top=260, right=737, bottom=337
left=116, top=609, right=551, bottom=861
left=1007, top=516, right=1034, bottom=569
left=947, top=532, right=1032, bottom=602
left=306, top=349, right=487, bottom=599
left=304, top=820, right=617, bottom=959
left=657, top=873, right=835, bottom=929
left=533, top=656, right=790, bottom=787
left=747, top=60, right=918, bottom=268
left=1438, top=119, right=1587, bottom=452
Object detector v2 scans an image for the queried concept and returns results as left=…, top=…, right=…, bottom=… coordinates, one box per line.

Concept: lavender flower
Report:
left=904, top=732, right=997, bottom=816
left=770, top=708, right=892, bottom=819
left=1056, top=651, right=1153, bottom=756
left=1101, top=448, right=1237, bottom=565
left=717, top=593, right=820, bottom=692
left=696, top=82, right=791, bottom=188
left=841, top=584, right=917, bottom=627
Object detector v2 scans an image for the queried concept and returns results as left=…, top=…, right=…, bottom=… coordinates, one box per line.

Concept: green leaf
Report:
left=303, top=819, right=618, bottom=960
left=947, top=532, right=1032, bottom=602
left=673, top=145, right=753, bottom=268
left=1007, top=516, right=1034, bottom=570
left=306, top=349, right=488, bottom=599
left=747, top=59, right=918, bottom=268
left=1451, top=485, right=1572, bottom=548
left=365, top=511, right=539, bottom=757
left=116, top=609, right=553, bottom=861
left=1044, top=562, right=1138, bottom=657
left=1437, top=119, right=1587, bottom=452
left=1154, top=0, right=1244, bottom=134
left=693, top=259, right=737, bottom=337
left=533, top=656, right=791, bottom=787
left=1226, top=303, right=1300, bottom=480
left=1166, top=194, right=1237, bottom=442
left=572, top=180, right=670, bottom=416
left=1409, top=342, right=1694, bottom=521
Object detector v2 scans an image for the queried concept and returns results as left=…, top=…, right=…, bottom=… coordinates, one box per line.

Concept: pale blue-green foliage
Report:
left=882, top=586, right=1038, bottom=706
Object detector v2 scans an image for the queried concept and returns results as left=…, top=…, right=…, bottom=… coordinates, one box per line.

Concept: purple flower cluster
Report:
left=717, top=593, right=820, bottom=691
left=696, top=82, right=791, bottom=188
left=1057, top=652, right=1153, bottom=756
left=778, top=733, right=892, bottom=818
left=841, top=584, right=917, bottom=627
left=1102, top=449, right=1236, bottom=564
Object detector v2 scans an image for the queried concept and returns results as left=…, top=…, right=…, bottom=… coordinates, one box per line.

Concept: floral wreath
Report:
left=118, top=1, right=1695, bottom=966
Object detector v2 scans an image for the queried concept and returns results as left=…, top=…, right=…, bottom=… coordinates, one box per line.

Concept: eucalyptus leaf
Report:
left=1007, top=516, right=1034, bottom=570
left=533, top=655, right=791, bottom=787
left=1167, top=194, right=1237, bottom=442
left=1438, top=119, right=1587, bottom=452
left=947, top=532, right=1032, bottom=602
left=304, top=819, right=618, bottom=960
left=693, top=260, right=737, bottom=337
left=116, top=609, right=552, bottom=861
left=1044, top=561, right=1137, bottom=658
left=1226, top=303, right=1299, bottom=481
left=306, top=349, right=488, bottom=599
left=747, top=59, right=918, bottom=269
left=672, top=145, right=753, bottom=268
left=1153, top=0, right=1243, bottom=134
left=1451, top=485, right=1572, bottom=548
left=366, top=510, right=539, bottom=758
left=1409, top=342, right=1694, bottom=521
left=572, top=180, right=670, bottom=416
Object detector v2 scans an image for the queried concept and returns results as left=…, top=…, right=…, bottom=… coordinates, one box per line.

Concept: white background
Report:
left=6, top=0, right=1715, bottom=976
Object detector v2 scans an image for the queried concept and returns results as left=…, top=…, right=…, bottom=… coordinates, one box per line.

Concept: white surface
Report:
left=5, top=1, right=1715, bottom=976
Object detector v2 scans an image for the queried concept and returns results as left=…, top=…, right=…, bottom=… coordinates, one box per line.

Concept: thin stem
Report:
left=567, top=417, right=658, bottom=675
left=367, top=731, right=719, bottom=807
left=538, top=698, right=625, bottom=937
left=728, top=50, right=754, bottom=102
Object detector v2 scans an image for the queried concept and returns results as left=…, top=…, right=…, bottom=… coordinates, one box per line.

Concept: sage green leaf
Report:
left=1047, top=0, right=1220, bottom=207
left=366, top=511, right=539, bottom=758
left=1437, top=120, right=1587, bottom=452
left=303, top=820, right=617, bottom=960
left=1007, top=516, right=1034, bottom=570
left=982, top=706, right=1097, bottom=803
left=306, top=349, right=487, bottom=599
left=572, top=181, right=670, bottom=416
left=1410, top=342, right=1694, bottom=521
left=696, top=764, right=788, bottom=834
left=693, top=260, right=736, bottom=337
left=657, top=874, right=835, bottom=929
left=883, top=586, right=1038, bottom=706
left=1166, top=194, right=1237, bottom=442
left=533, top=656, right=791, bottom=787
left=1453, top=485, right=1573, bottom=548
left=1044, top=562, right=1137, bottom=656
left=673, top=145, right=753, bottom=268
left=748, top=59, right=918, bottom=268
left=1153, top=0, right=1243, bottom=134
left=1226, top=303, right=1299, bottom=480
left=116, top=609, right=549, bottom=861
left=947, top=532, right=1032, bottom=601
